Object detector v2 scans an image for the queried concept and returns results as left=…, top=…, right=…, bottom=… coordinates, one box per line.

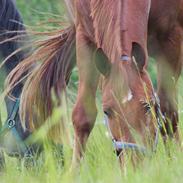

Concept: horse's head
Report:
left=98, top=45, right=158, bottom=158
left=0, top=97, right=41, bottom=157
left=92, top=0, right=155, bottom=160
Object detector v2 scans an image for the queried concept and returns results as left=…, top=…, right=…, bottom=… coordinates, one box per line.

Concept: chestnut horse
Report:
left=6, top=0, right=183, bottom=166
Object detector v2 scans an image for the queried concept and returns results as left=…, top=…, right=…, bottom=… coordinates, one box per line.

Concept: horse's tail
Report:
left=6, top=25, right=76, bottom=135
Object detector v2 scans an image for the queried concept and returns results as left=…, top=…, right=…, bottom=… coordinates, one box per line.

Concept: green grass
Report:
left=16, top=0, right=65, bottom=24
left=1, top=86, right=183, bottom=183
left=1, top=103, right=183, bottom=183
left=1, top=1, right=183, bottom=183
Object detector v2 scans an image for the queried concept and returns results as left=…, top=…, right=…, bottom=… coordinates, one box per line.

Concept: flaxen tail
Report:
left=6, top=25, right=76, bottom=132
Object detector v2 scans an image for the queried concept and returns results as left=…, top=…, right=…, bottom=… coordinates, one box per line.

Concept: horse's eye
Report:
left=104, top=108, right=114, bottom=118
left=141, top=102, right=151, bottom=114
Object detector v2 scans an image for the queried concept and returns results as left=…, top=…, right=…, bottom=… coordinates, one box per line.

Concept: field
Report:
left=1, top=1, right=183, bottom=183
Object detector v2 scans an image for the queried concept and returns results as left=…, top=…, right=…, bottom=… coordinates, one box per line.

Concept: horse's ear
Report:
left=95, top=49, right=111, bottom=76
left=131, top=42, right=146, bottom=71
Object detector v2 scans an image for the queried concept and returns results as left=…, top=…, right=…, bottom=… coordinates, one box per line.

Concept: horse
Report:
left=148, top=0, right=183, bottom=140
left=6, top=0, right=183, bottom=167
left=0, top=0, right=65, bottom=169
left=0, top=0, right=30, bottom=168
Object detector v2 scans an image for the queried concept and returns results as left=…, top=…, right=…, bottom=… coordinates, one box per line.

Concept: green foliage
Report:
left=16, top=0, right=65, bottom=24
left=1, top=104, right=183, bottom=183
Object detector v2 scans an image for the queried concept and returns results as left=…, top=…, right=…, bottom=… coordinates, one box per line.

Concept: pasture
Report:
left=1, top=1, right=183, bottom=183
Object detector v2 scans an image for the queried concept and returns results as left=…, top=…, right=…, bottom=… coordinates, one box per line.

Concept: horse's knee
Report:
left=72, top=102, right=97, bottom=137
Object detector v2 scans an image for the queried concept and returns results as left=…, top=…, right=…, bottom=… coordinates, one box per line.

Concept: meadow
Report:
left=1, top=1, right=183, bottom=183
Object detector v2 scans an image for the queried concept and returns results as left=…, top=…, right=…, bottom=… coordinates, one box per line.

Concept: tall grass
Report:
left=1, top=100, right=183, bottom=183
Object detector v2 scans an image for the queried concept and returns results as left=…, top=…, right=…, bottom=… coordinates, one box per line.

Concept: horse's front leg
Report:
left=72, top=27, right=100, bottom=167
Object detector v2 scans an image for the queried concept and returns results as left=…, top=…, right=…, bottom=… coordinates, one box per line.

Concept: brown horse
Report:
left=6, top=0, right=183, bottom=166
left=148, top=0, right=183, bottom=139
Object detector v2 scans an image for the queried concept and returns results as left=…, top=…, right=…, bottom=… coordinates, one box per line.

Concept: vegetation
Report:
left=1, top=1, right=183, bottom=183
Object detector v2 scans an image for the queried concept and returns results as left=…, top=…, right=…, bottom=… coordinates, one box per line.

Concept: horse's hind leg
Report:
left=157, top=25, right=182, bottom=140
left=72, top=27, right=100, bottom=167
